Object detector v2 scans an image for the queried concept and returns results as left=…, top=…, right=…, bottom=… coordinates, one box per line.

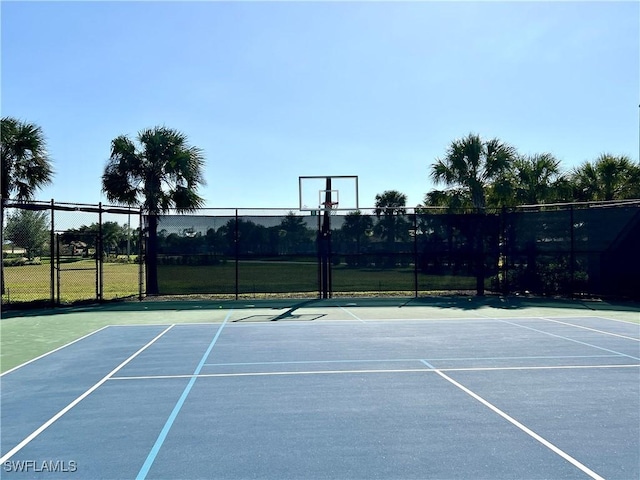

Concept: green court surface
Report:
left=1, top=298, right=639, bottom=479
left=1, top=296, right=638, bottom=373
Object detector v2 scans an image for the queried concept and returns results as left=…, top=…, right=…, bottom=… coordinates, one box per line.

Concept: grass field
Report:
left=2, top=260, right=141, bottom=305
left=2, top=260, right=478, bottom=305
left=156, top=261, right=477, bottom=295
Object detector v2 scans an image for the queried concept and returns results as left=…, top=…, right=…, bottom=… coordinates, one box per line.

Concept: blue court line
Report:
left=421, top=359, right=437, bottom=369
left=136, top=312, right=232, bottom=480
left=501, top=320, right=640, bottom=361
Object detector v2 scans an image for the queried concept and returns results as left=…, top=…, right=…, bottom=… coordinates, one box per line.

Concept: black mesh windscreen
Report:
left=330, top=213, right=416, bottom=293
left=502, top=209, right=573, bottom=295
left=415, top=212, right=500, bottom=293
left=150, top=205, right=639, bottom=299
left=155, top=213, right=319, bottom=295
left=502, top=205, right=640, bottom=297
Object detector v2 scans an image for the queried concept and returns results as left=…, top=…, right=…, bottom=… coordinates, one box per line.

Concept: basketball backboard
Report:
left=298, top=176, right=359, bottom=212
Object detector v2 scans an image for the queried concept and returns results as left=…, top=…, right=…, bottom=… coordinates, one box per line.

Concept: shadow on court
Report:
left=3, top=294, right=639, bottom=319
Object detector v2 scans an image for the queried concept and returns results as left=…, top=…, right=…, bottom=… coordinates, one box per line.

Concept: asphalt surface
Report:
left=1, top=307, right=638, bottom=479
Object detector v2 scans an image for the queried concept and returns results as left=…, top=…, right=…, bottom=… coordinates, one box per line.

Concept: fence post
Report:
left=0, top=200, right=4, bottom=298
left=50, top=199, right=55, bottom=306
left=413, top=212, right=418, bottom=298
left=316, top=213, right=322, bottom=299
left=235, top=209, right=239, bottom=300
left=97, top=202, right=103, bottom=302
left=476, top=210, right=485, bottom=296
left=138, top=207, right=144, bottom=300
left=500, top=207, right=508, bottom=295
left=569, top=205, right=575, bottom=297
left=56, top=233, right=61, bottom=306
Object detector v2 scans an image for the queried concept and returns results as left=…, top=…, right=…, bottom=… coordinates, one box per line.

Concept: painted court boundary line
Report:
left=202, top=353, right=620, bottom=367
left=507, top=319, right=640, bottom=359
left=538, top=317, right=640, bottom=341
left=0, top=325, right=111, bottom=377
left=339, top=306, right=366, bottom=323
left=501, top=320, right=640, bottom=361
left=0, top=325, right=175, bottom=463
left=109, top=363, right=640, bottom=381
left=419, top=360, right=606, bottom=480
left=587, top=315, right=640, bottom=325
left=136, top=310, right=233, bottom=480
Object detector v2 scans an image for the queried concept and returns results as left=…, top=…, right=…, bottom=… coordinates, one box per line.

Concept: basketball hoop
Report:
left=320, top=200, right=339, bottom=214
left=321, top=201, right=339, bottom=209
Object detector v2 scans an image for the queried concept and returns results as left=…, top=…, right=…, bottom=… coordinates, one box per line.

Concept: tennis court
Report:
left=1, top=299, right=639, bottom=479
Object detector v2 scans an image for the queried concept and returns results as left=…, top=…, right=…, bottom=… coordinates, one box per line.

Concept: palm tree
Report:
left=374, top=190, right=407, bottom=218
left=430, top=133, right=516, bottom=210
left=374, top=190, right=408, bottom=250
left=341, top=211, right=374, bottom=242
left=430, top=133, right=516, bottom=295
left=421, top=188, right=472, bottom=211
left=487, top=153, right=570, bottom=207
left=102, top=126, right=206, bottom=294
left=1, top=117, right=53, bottom=294
left=570, top=154, right=640, bottom=201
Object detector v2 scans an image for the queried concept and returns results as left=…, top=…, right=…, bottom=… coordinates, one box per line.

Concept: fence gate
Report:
left=55, top=233, right=102, bottom=304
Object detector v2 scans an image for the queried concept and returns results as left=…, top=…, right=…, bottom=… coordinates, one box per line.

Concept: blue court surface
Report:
left=1, top=304, right=639, bottom=479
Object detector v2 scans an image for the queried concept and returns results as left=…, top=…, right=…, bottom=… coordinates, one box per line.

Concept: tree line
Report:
left=3, top=210, right=139, bottom=262
left=2, top=117, right=638, bottom=294
left=423, top=133, right=640, bottom=210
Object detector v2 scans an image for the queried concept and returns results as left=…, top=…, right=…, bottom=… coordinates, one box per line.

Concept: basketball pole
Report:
left=319, top=177, right=332, bottom=299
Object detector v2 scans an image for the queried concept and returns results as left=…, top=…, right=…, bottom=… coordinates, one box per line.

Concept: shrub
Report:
left=3, top=257, right=28, bottom=267
left=3, top=256, right=44, bottom=267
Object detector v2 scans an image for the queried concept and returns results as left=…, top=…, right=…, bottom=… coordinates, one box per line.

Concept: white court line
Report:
left=222, top=317, right=504, bottom=325
left=580, top=314, right=640, bottom=325
left=539, top=317, right=640, bottom=341
left=109, top=368, right=429, bottom=380
left=0, top=325, right=111, bottom=377
left=225, top=316, right=564, bottom=326
left=501, top=320, right=640, bottom=361
left=103, top=323, right=177, bottom=327
left=109, top=363, right=640, bottom=381
left=203, top=354, right=620, bottom=367
left=441, top=364, right=639, bottom=373
left=420, top=360, right=606, bottom=480
left=338, top=306, right=366, bottom=323
left=0, top=325, right=175, bottom=463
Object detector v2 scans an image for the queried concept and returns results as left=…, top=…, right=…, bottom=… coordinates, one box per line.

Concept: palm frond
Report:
left=1, top=117, right=53, bottom=201
left=102, top=126, right=206, bottom=214
left=172, top=186, right=206, bottom=213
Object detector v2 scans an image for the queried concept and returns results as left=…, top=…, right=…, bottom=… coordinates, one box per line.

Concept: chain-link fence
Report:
left=3, top=200, right=638, bottom=307
left=147, top=201, right=639, bottom=300
left=150, top=211, right=318, bottom=297
left=2, top=200, right=142, bottom=308
left=150, top=209, right=482, bottom=298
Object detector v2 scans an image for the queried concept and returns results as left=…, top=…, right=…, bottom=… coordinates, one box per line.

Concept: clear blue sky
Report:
left=2, top=1, right=638, bottom=210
